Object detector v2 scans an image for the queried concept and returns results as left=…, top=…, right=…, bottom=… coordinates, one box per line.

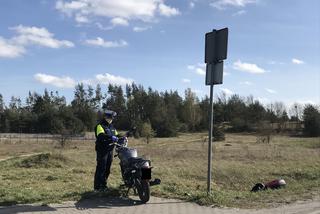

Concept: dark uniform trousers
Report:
left=94, top=148, right=113, bottom=190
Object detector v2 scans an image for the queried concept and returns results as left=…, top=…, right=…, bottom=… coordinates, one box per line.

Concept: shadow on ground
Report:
left=0, top=189, right=188, bottom=213
left=74, top=189, right=144, bottom=210
left=0, top=204, right=56, bottom=214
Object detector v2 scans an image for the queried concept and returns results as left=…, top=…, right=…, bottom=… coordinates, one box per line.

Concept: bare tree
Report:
left=256, top=121, right=273, bottom=144
left=273, top=101, right=287, bottom=119
left=289, top=103, right=303, bottom=121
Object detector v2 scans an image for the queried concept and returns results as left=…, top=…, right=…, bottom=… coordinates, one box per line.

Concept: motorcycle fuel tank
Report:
left=118, top=147, right=138, bottom=162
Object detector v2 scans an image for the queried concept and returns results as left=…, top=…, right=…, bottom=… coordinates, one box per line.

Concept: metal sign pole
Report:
left=207, top=83, right=214, bottom=194
left=205, top=27, right=228, bottom=195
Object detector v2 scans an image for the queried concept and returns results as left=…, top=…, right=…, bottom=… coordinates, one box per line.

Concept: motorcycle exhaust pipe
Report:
left=149, top=178, right=161, bottom=186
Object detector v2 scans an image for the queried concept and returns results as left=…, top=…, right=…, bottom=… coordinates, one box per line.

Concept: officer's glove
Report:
left=111, top=136, right=118, bottom=142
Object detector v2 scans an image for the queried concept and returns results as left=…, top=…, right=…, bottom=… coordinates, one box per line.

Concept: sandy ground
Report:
left=0, top=196, right=319, bottom=214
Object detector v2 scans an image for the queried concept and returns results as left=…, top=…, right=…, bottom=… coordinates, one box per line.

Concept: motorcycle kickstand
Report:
left=133, top=187, right=137, bottom=195
left=126, top=187, right=131, bottom=197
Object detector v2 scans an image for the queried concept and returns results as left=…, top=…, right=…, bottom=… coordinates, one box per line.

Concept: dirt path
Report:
left=0, top=152, right=43, bottom=162
left=1, top=196, right=319, bottom=214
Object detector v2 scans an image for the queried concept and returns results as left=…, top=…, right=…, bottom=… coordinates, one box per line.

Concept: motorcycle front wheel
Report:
left=136, top=179, right=150, bottom=203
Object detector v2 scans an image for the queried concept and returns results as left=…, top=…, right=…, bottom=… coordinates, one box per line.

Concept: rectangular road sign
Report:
left=205, top=61, right=223, bottom=85
left=205, top=28, right=228, bottom=63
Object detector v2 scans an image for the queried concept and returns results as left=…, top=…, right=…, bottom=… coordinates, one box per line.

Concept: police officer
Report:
left=94, top=110, right=119, bottom=191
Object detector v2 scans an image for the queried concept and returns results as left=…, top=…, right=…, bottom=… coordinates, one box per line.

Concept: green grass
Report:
left=0, top=133, right=319, bottom=208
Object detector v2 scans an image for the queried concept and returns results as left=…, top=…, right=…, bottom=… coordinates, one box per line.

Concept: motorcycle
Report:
left=112, top=130, right=161, bottom=203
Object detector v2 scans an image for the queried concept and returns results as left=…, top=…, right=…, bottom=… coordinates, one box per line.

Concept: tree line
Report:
left=0, top=83, right=319, bottom=137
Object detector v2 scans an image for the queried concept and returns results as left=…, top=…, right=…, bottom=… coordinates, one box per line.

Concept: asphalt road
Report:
left=1, top=196, right=319, bottom=214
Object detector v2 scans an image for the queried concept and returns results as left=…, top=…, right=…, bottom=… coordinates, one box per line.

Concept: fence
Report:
left=0, top=132, right=96, bottom=143
left=270, top=121, right=304, bottom=132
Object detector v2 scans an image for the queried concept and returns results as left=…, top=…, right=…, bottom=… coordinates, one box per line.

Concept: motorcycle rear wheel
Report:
left=136, top=179, right=150, bottom=203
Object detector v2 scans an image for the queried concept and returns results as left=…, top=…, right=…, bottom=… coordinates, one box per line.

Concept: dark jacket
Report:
left=94, top=120, right=118, bottom=151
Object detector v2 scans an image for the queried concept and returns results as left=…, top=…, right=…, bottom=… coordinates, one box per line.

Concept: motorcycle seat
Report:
left=128, top=157, right=145, bottom=163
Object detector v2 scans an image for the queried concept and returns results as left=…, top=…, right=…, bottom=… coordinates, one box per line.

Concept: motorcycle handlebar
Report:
left=110, top=127, right=135, bottom=147
left=109, top=141, right=122, bottom=146
left=110, top=137, right=127, bottom=147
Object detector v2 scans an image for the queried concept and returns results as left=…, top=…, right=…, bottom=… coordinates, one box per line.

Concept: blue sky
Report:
left=0, top=0, right=319, bottom=107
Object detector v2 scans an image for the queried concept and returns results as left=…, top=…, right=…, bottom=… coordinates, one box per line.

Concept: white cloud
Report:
left=232, top=10, right=246, bottom=16
left=85, top=37, right=128, bottom=48
left=12, top=25, right=53, bottom=37
left=35, top=72, right=133, bottom=88
left=84, top=73, right=134, bottom=86
left=34, top=73, right=76, bottom=88
left=0, top=37, right=25, bottom=58
left=75, top=14, right=90, bottom=23
left=292, top=58, right=304, bottom=65
left=96, top=18, right=129, bottom=31
left=158, top=3, right=180, bottom=17
left=220, top=88, right=234, bottom=95
left=56, top=0, right=87, bottom=15
left=133, top=26, right=151, bottom=32
left=195, top=68, right=205, bottom=76
left=110, top=17, right=129, bottom=26
left=182, top=78, right=191, bottom=83
left=0, top=25, right=74, bottom=58
left=240, top=81, right=252, bottom=85
left=189, top=2, right=195, bottom=8
left=265, top=88, right=277, bottom=94
left=233, top=60, right=266, bottom=74
left=95, top=22, right=113, bottom=31
left=10, top=25, right=74, bottom=48
left=210, top=0, right=256, bottom=10
left=187, top=63, right=206, bottom=76
left=56, top=0, right=180, bottom=25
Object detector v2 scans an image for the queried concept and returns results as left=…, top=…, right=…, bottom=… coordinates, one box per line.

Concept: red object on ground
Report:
left=264, top=179, right=286, bottom=189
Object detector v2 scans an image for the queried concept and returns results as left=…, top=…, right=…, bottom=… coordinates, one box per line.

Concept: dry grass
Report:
left=0, top=133, right=319, bottom=208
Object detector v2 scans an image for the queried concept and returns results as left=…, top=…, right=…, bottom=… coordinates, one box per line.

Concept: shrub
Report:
left=213, top=125, right=225, bottom=141
left=140, top=122, right=155, bottom=144
left=16, top=153, right=67, bottom=168
left=303, top=105, right=320, bottom=137
left=155, top=116, right=179, bottom=137
left=229, top=118, right=250, bottom=132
